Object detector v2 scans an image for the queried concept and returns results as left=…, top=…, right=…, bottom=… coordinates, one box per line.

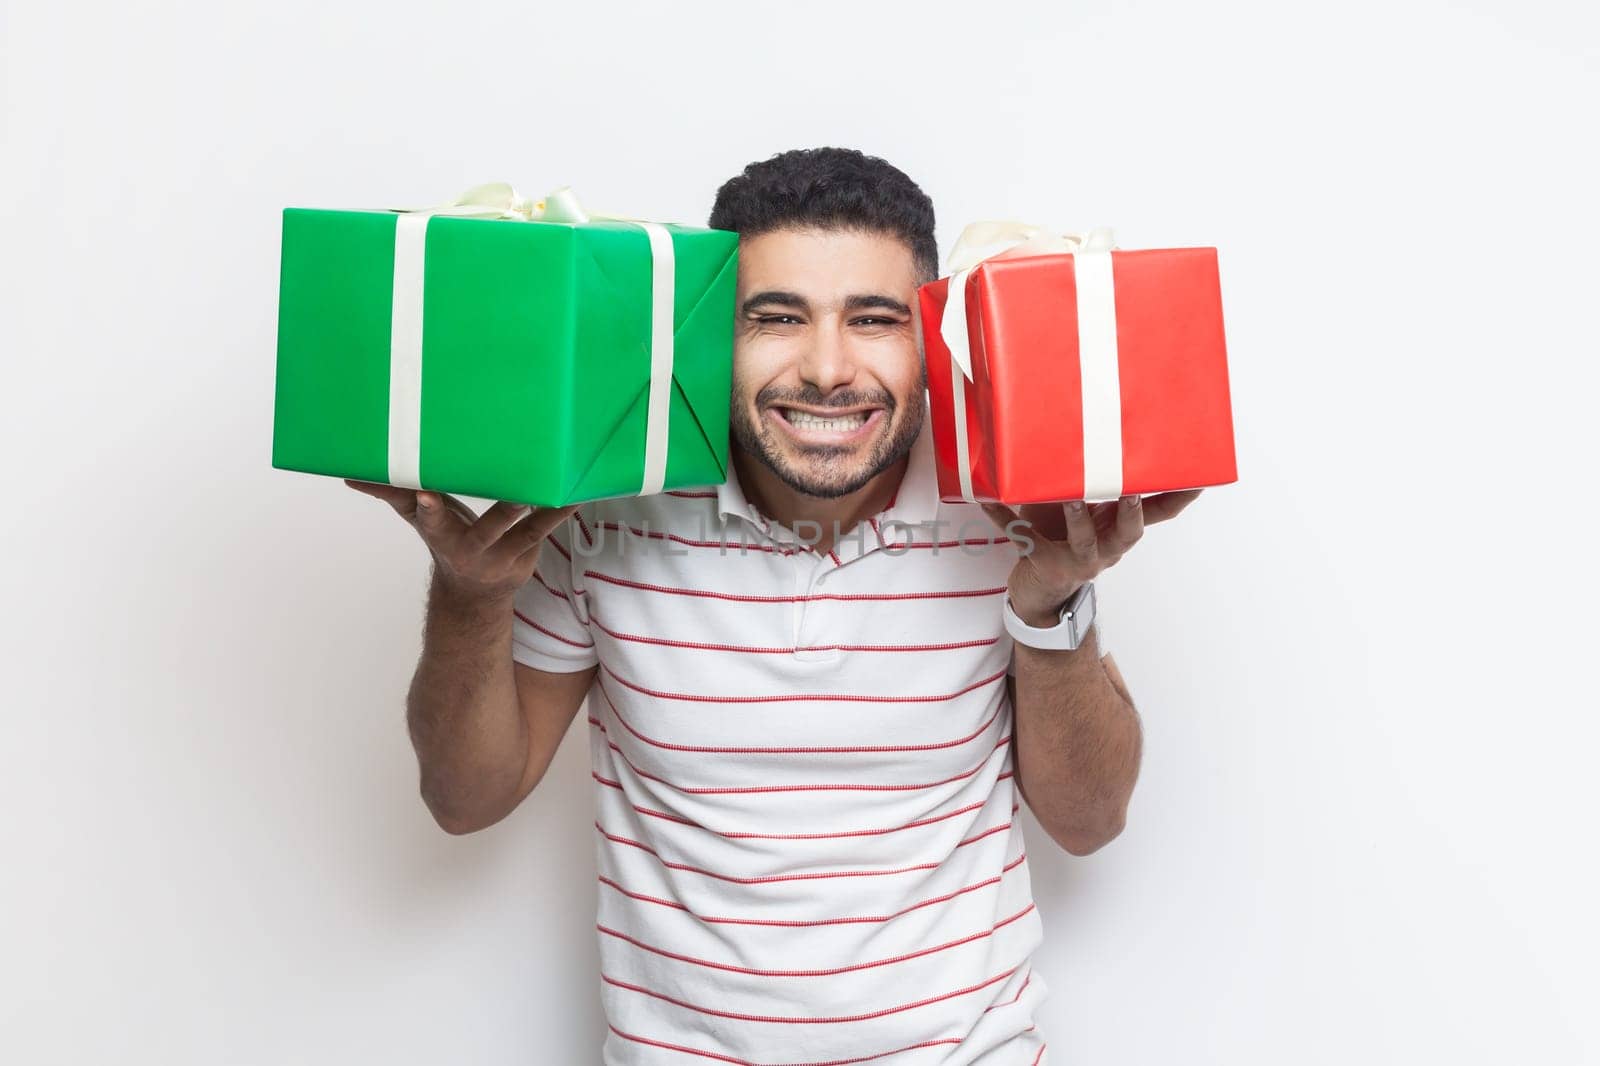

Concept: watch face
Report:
left=1068, top=583, right=1096, bottom=647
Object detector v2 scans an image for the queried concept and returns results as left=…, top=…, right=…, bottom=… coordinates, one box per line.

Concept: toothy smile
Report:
left=768, top=404, right=886, bottom=444
left=783, top=410, right=870, bottom=432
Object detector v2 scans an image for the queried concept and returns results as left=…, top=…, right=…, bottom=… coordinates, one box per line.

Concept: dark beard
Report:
left=730, top=381, right=927, bottom=500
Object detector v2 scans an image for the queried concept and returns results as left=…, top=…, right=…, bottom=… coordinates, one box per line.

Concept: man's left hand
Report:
left=979, top=490, right=1203, bottom=627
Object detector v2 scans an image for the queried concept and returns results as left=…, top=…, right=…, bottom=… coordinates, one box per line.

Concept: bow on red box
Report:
left=919, top=221, right=1238, bottom=505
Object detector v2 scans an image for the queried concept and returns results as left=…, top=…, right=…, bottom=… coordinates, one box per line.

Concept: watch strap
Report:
left=1003, top=582, right=1096, bottom=651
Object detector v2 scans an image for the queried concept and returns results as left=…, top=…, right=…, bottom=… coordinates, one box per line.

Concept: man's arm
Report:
left=982, top=490, right=1200, bottom=856
left=408, top=572, right=596, bottom=835
left=343, top=479, right=590, bottom=835
left=1006, top=632, right=1142, bottom=856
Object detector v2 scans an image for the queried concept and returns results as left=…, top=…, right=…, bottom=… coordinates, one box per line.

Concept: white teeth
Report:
left=786, top=410, right=869, bottom=433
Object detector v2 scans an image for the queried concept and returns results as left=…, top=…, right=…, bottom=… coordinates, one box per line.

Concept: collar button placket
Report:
left=791, top=550, right=808, bottom=648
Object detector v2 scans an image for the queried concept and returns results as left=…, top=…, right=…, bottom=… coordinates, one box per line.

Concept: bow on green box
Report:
left=271, top=183, right=738, bottom=506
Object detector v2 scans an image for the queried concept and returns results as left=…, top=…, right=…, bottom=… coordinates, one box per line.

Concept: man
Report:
left=348, top=147, right=1199, bottom=1065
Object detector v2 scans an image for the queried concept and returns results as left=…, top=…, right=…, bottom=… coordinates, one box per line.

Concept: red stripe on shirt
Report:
left=531, top=571, right=574, bottom=603
left=665, top=489, right=719, bottom=498
left=596, top=902, right=1035, bottom=979
left=596, top=521, right=802, bottom=555
left=986, top=966, right=1033, bottom=1013
left=589, top=726, right=1011, bottom=794
left=513, top=609, right=593, bottom=649
left=596, top=851, right=1029, bottom=929
left=586, top=570, right=1007, bottom=604
left=599, top=962, right=1023, bottom=1025
left=605, top=1022, right=961, bottom=1066
left=595, top=820, right=1016, bottom=885
left=594, top=680, right=1005, bottom=753
left=592, top=758, right=1017, bottom=838
left=600, top=662, right=1009, bottom=705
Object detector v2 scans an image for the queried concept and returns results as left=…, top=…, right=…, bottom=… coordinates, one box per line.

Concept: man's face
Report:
left=729, top=227, right=928, bottom=500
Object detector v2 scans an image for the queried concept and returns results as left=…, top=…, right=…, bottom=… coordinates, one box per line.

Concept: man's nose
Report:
left=797, top=321, right=858, bottom=394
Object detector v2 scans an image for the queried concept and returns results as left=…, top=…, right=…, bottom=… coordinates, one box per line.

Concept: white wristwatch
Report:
left=1003, top=581, right=1097, bottom=651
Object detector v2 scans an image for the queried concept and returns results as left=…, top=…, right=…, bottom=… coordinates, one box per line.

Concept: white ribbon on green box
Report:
left=937, top=221, right=1123, bottom=503
left=386, top=183, right=675, bottom=499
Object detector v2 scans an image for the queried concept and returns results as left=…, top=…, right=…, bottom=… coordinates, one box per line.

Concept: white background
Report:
left=3, top=0, right=1597, bottom=1062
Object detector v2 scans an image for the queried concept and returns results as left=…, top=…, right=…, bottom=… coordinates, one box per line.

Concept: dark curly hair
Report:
left=708, top=147, right=939, bottom=283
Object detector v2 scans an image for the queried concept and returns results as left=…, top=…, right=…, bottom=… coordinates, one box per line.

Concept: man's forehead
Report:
left=735, top=226, right=920, bottom=296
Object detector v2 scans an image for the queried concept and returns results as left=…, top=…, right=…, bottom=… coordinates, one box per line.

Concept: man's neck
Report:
left=731, top=447, right=907, bottom=557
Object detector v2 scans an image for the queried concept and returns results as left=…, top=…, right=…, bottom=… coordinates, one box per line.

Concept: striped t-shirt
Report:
left=511, top=409, right=1102, bottom=1065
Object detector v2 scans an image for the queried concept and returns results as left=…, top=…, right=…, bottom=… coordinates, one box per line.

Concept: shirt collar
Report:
left=716, top=453, right=757, bottom=524
left=716, top=392, right=941, bottom=544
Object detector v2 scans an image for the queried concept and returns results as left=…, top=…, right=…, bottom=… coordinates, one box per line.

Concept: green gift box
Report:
left=272, top=185, right=738, bottom=506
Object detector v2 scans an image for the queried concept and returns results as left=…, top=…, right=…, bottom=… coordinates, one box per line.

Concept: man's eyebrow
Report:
left=739, top=291, right=912, bottom=316
left=842, top=293, right=912, bottom=316
left=741, top=291, right=811, bottom=315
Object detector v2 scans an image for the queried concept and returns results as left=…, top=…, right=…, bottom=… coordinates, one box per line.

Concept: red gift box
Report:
left=919, top=245, right=1237, bottom=504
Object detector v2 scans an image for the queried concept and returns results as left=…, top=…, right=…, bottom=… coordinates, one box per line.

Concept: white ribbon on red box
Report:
left=386, top=183, right=676, bottom=499
left=936, top=221, right=1125, bottom=503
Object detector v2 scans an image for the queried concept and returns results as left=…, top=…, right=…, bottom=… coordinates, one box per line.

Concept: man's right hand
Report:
left=343, top=480, right=581, bottom=603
